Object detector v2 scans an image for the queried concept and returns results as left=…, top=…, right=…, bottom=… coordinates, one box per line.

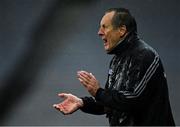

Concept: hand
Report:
left=53, top=93, right=83, bottom=115
left=77, top=70, right=100, bottom=96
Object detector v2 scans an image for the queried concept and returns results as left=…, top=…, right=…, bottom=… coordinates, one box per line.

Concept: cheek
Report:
left=106, top=32, right=113, bottom=41
left=108, top=33, right=116, bottom=42
left=111, top=32, right=120, bottom=42
left=109, top=34, right=120, bottom=47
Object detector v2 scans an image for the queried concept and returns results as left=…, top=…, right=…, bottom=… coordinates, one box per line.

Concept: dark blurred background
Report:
left=0, top=0, right=179, bottom=125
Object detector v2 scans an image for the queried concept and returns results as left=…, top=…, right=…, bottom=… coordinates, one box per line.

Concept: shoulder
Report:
left=132, top=40, right=159, bottom=61
left=123, top=39, right=160, bottom=70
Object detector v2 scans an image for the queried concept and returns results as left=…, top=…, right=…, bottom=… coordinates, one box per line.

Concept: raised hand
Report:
left=53, top=93, right=83, bottom=115
left=77, top=70, right=100, bottom=97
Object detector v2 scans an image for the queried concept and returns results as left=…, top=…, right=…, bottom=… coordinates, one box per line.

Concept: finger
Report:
left=53, top=104, right=59, bottom=108
left=53, top=106, right=66, bottom=115
left=78, top=75, right=89, bottom=86
left=58, top=92, right=69, bottom=96
left=58, top=93, right=69, bottom=99
left=79, top=73, right=97, bottom=86
left=90, top=73, right=96, bottom=79
left=78, top=72, right=91, bottom=82
left=78, top=72, right=88, bottom=81
left=78, top=78, right=88, bottom=88
left=58, top=104, right=70, bottom=115
left=77, top=70, right=88, bottom=74
left=54, top=104, right=65, bottom=111
left=53, top=104, right=62, bottom=111
left=53, top=103, right=62, bottom=109
left=81, top=71, right=92, bottom=79
left=78, top=77, right=83, bottom=82
left=58, top=93, right=65, bottom=97
left=78, top=71, right=92, bottom=79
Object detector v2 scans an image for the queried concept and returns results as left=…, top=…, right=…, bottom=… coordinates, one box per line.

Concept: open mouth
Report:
left=103, top=38, right=107, bottom=43
left=103, top=39, right=108, bottom=46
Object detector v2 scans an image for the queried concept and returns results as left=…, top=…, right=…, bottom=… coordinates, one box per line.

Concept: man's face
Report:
left=98, top=11, right=122, bottom=52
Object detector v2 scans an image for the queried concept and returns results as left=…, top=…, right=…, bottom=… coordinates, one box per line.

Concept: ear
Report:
left=119, top=25, right=127, bottom=37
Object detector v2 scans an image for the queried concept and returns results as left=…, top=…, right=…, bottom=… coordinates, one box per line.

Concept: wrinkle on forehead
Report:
left=100, top=11, right=115, bottom=27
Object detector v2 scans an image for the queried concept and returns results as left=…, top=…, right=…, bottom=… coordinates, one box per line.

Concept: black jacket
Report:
left=80, top=32, right=175, bottom=126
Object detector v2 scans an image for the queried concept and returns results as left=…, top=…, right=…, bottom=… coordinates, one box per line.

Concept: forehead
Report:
left=100, top=11, right=115, bottom=25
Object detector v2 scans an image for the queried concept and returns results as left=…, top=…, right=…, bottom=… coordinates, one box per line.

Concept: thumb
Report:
left=58, top=93, right=68, bottom=99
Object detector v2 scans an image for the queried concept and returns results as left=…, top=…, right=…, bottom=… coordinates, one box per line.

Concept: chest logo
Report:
left=108, top=69, right=113, bottom=75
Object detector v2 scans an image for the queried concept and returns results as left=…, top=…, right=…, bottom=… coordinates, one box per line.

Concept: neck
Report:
left=107, top=32, right=129, bottom=53
left=107, top=31, right=139, bottom=55
left=116, top=32, right=129, bottom=47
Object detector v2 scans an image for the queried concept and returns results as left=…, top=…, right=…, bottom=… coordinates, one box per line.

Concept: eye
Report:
left=102, top=24, right=106, bottom=28
left=99, top=24, right=109, bottom=31
left=101, top=24, right=110, bottom=30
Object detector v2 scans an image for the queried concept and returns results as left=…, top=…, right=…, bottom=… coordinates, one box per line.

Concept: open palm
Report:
left=53, top=93, right=83, bottom=115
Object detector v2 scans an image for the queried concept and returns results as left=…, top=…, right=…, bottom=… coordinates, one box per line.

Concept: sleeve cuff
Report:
left=95, top=88, right=105, bottom=101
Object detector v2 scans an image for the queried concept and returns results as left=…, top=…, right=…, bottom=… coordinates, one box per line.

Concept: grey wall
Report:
left=0, top=0, right=179, bottom=125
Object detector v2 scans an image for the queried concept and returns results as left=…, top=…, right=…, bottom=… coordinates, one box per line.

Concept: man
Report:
left=53, top=8, right=175, bottom=126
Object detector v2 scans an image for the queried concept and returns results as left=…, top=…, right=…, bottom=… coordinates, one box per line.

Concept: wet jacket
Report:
left=80, top=32, right=175, bottom=126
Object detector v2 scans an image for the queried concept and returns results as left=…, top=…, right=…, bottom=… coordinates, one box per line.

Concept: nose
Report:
left=98, top=28, right=104, bottom=37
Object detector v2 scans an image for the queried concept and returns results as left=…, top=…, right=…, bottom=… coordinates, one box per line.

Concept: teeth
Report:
left=103, top=39, right=107, bottom=42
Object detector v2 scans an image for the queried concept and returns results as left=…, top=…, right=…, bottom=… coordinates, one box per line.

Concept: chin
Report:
left=105, top=48, right=111, bottom=53
left=104, top=46, right=110, bottom=51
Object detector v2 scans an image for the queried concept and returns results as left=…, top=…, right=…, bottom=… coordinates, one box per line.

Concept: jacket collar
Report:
left=107, top=32, right=139, bottom=55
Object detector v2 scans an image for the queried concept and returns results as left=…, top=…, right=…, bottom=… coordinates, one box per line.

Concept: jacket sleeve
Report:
left=80, top=96, right=105, bottom=115
left=95, top=50, right=160, bottom=112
